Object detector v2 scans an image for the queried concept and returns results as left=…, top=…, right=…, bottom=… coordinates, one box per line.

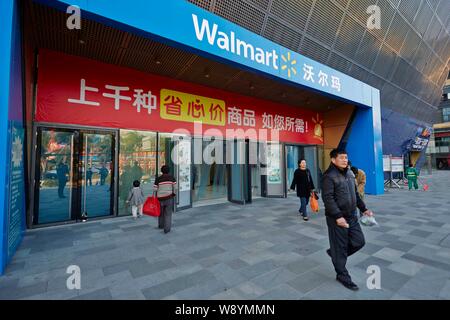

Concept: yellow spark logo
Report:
left=281, top=51, right=297, bottom=78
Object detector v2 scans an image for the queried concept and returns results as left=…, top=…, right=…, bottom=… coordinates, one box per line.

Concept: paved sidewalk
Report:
left=1, top=171, right=449, bottom=300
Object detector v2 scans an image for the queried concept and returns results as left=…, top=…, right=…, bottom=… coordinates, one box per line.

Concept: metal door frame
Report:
left=31, top=123, right=118, bottom=228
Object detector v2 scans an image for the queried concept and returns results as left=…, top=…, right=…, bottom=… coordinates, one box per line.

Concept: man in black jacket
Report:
left=322, top=148, right=374, bottom=291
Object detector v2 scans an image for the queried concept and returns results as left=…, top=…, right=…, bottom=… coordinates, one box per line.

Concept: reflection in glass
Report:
left=249, top=141, right=262, bottom=198
left=119, top=130, right=157, bottom=215
left=81, top=133, right=113, bottom=218
left=38, top=129, right=75, bottom=224
left=303, top=146, right=318, bottom=191
left=192, top=138, right=228, bottom=204
left=285, top=145, right=318, bottom=193
left=286, top=145, right=301, bottom=193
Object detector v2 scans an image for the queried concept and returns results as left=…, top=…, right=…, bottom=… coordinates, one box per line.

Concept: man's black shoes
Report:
left=336, top=276, right=359, bottom=291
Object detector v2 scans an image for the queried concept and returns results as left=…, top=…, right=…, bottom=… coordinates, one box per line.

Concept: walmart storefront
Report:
left=0, top=0, right=384, bottom=274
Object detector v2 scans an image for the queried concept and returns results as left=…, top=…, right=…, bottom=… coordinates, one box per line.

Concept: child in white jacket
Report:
left=126, top=180, right=145, bottom=219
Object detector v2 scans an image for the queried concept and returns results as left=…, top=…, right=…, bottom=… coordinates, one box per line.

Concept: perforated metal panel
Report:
left=334, top=14, right=365, bottom=60
left=188, top=0, right=449, bottom=119
left=385, top=13, right=410, bottom=52
left=327, top=52, right=352, bottom=73
left=348, top=63, right=369, bottom=83
left=388, top=0, right=401, bottom=8
left=400, top=29, right=421, bottom=63
left=398, top=0, right=421, bottom=23
left=426, top=0, right=440, bottom=11
left=300, top=36, right=330, bottom=64
left=414, top=1, right=434, bottom=36
left=365, top=73, right=385, bottom=89
left=305, top=0, right=343, bottom=46
left=355, top=30, right=382, bottom=69
left=213, top=0, right=265, bottom=34
left=264, top=17, right=302, bottom=51
left=332, top=0, right=350, bottom=9
left=187, top=0, right=210, bottom=10
left=412, top=41, right=432, bottom=72
left=424, top=16, right=442, bottom=44
left=436, top=0, right=450, bottom=26
left=347, top=0, right=376, bottom=25
left=249, top=0, right=270, bottom=10
left=391, top=58, right=411, bottom=87
left=269, top=0, right=313, bottom=32
left=435, top=28, right=449, bottom=60
left=368, top=0, right=396, bottom=43
left=29, top=0, right=450, bottom=126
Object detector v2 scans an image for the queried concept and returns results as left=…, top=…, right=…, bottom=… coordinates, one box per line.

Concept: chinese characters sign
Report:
left=160, top=89, right=225, bottom=126
left=51, top=0, right=375, bottom=107
left=36, top=49, right=323, bottom=145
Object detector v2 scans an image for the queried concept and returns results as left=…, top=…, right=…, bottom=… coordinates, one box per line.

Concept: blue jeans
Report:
left=299, top=197, right=309, bottom=217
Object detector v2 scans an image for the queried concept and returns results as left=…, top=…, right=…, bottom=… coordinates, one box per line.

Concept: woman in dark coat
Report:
left=289, top=159, right=315, bottom=221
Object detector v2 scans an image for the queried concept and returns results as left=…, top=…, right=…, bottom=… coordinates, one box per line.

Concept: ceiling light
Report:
left=204, top=67, right=210, bottom=78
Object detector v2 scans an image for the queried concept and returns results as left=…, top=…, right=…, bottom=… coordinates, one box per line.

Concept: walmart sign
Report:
left=37, top=0, right=374, bottom=107
left=192, top=14, right=280, bottom=70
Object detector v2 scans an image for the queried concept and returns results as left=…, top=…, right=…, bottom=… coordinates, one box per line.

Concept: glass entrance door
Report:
left=35, top=128, right=77, bottom=224
left=158, top=133, right=192, bottom=210
left=192, top=138, right=228, bottom=206
left=80, top=132, right=115, bottom=219
left=34, top=127, right=116, bottom=225
left=263, top=143, right=284, bottom=197
left=285, top=144, right=318, bottom=193
left=286, top=145, right=302, bottom=194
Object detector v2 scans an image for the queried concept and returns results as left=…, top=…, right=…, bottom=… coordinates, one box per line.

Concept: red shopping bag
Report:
left=143, top=196, right=160, bottom=217
left=310, top=192, right=319, bottom=213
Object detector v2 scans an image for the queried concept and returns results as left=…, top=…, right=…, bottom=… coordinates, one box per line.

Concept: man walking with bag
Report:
left=153, top=165, right=177, bottom=234
left=322, top=149, right=374, bottom=291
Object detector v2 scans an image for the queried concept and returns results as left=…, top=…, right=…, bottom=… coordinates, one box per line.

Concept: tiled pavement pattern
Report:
left=1, top=171, right=450, bottom=300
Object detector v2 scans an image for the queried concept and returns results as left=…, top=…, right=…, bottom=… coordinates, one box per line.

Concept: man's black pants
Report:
left=158, top=198, right=174, bottom=233
left=326, top=212, right=365, bottom=281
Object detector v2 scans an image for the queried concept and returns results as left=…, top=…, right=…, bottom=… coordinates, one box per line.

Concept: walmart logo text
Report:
left=192, top=14, right=279, bottom=70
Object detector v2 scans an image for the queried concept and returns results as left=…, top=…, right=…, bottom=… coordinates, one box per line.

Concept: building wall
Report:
left=188, top=0, right=450, bottom=125
left=0, top=0, right=26, bottom=275
left=381, top=107, right=430, bottom=170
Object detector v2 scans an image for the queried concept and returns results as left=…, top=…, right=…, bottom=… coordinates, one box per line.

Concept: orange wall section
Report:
left=322, top=104, right=355, bottom=167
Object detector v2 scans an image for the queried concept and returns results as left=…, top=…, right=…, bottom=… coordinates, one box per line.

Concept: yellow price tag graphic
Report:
left=160, top=89, right=226, bottom=126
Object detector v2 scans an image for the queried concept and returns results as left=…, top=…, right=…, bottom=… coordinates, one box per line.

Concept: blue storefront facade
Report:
left=1, top=0, right=27, bottom=275
left=0, top=0, right=390, bottom=274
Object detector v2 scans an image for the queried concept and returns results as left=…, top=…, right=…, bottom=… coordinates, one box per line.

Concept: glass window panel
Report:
left=38, top=129, right=75, bottom=224
left=118, top=130, right=157, bottom=215
left=80, top=133, right=114, bottom=218
left=192, top=138, right=228, bottom=205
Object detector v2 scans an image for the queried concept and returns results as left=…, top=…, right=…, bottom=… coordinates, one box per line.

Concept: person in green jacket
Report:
left=406, top=163, right=418, bottom=190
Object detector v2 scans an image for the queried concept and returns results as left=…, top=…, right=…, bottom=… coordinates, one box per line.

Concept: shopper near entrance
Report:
left=289, top=159, right=315, bottom=221
left=86, top=165, right=93, bottom=186
left=56, top=159, right=69, bottom=198
left=126, top=180, right=145, bottom=220
left=406, top=162, right=419, bottom=190
left=350, top=165, right=366, bottom=216
left=154, top=165, right=177, bottom=234
left=130, top=161, right=143, bottom=184
left=99, top=163, right=109, bottom=185
left=322, top=149, right=374, bottom=291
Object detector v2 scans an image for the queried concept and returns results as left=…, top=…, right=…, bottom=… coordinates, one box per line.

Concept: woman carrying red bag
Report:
left=153, top=165, right=177, bottom=234
left=289, top=159, right=316, bottom=221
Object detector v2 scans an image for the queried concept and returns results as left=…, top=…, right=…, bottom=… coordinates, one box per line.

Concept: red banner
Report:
left=36, top=49, right=324, bottom=144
